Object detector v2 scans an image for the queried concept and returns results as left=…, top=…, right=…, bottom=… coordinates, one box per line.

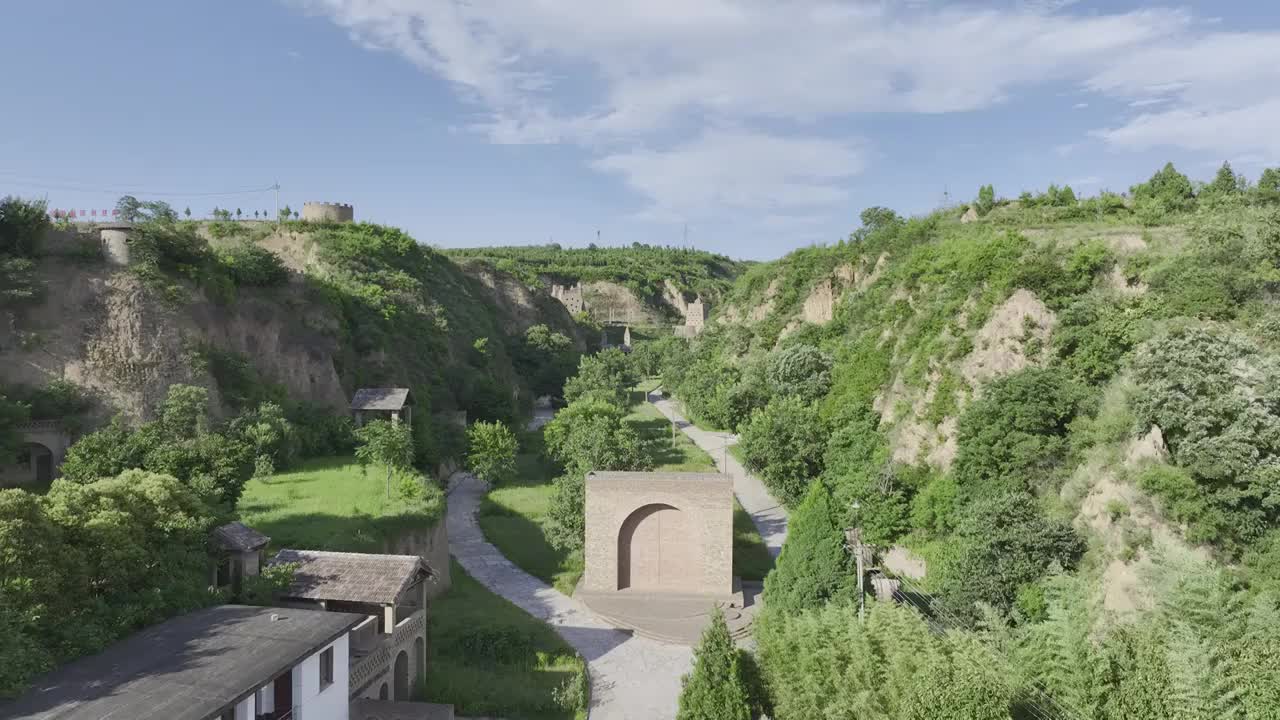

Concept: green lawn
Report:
left=425, top=559, right=587, bottom=719
left=479, top=432, right=584, bottom=595
left=238, top=456, right=444, bottom=553
left=624, top=400, right=720, bottom=472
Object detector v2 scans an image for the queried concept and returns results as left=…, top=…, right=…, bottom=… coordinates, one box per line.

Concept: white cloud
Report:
left=1085, top=31, right=1280, bottom=161
left=592, top=130, right=865, bottom=219
left=1073, top=102, right=1089, bottom=109
left=293, top=0, right=1280, bottom=215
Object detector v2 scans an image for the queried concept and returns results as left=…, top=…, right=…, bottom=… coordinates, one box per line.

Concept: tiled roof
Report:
left=350, top=388, right=412, bottom=411
left=272, top=549, right=433, bottom=605
left=213, top=521, right=270, bottom=552
left=0, top=605, right=363, bottom=720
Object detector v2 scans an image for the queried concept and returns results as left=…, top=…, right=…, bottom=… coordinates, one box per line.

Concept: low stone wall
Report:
left=385, top=517, right=451, bottom=598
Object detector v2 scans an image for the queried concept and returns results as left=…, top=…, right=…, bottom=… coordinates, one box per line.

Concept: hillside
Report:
left=0, top=210, right=585, bottom=436
left=651, top=162, right=1280, bottom=716
left=445, top=244, right=744, bottom=324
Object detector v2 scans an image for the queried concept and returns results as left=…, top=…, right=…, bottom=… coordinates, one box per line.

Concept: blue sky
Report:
left=3, top=1, right=1279, bottom=260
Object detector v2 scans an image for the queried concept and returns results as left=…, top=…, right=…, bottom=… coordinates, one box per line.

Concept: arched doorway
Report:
left=617, top=503, right=694, bottom=591
left=378, top=682, right=389, bottom=700
left=3, top=442, right=53, bottom=489
left=393, top=650, right=409, bottom=701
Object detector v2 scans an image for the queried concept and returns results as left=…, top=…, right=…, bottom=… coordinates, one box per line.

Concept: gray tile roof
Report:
left=212, top=521, right=270, bottom=552
left=272, top=549, right=434, bottom=605
left=0, top=605, right=363, bottom=720
left=350, top=388, right=412, bottom=411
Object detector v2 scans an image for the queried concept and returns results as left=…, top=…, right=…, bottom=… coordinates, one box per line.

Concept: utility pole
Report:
left=683, top=222, right=688, bottom=248
left=272, top=182, right=280, bottom=222
left=845, top=501, right=868, bottom=623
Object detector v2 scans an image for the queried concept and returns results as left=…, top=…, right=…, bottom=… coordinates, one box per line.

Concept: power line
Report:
left=887, top=571, right=1091, bottom=720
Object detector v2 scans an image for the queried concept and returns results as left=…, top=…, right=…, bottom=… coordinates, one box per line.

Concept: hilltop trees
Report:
left=1131, top=162, right=1195, bottom=214
left=976, top=184, right=996, bottom=216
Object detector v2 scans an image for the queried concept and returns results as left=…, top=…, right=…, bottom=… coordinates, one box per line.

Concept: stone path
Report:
left=647, top=393, right=790, bottom=558
left=447, top=472, right=691, bottom=720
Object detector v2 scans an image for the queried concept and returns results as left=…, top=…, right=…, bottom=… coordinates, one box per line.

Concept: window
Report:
left=319, top=646, right=334, bottom=690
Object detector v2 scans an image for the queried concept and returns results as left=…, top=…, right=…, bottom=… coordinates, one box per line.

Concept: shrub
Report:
left=0, top=196, right=49, bottom=256
left=457, top=624, right=536, bottom=665
left=466, top=420, right=518, bottom=487
left=215, top=241, right=288, bottom=286
left=738, top=396, right=826, bottom=506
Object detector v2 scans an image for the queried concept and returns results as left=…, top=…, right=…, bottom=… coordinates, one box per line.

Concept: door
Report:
left=273, top=671, right=293, bottom=719
left=35, top=453, right=52, bottom=485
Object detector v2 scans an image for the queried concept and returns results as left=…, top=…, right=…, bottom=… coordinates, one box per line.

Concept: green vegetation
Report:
left=445, top=243, right=743, bottom=315
left=425, top=560, right=587, bottom=719
left=676, top=608, right=753, bottom=720
left=238, top=456, right=443, bottom=552
left=467, top=420, right=519, bottom=487
left=479, top=430, right=583, bottom=594
left=646, top=160, right=1280, bottom=716
left=354, top=418, right=415, bottom=500
left=0, top=470, right=221, bottom=698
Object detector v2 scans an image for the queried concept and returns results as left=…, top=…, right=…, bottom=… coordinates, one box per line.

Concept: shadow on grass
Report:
left=239, top=510, right=438, bottom=554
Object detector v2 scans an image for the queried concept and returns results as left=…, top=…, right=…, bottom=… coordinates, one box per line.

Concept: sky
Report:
left=2, top=1, right=1280, bottom=260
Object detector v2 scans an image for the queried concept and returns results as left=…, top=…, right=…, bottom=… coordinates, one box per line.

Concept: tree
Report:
left=0, top=196, right=50, bottom=256
left=952, top=367, right=1085, bottom=500
left=1131, top=162, right=1195, bottom=213
left=763, top=480, right=851, bottom=615
left=235, top=208, right=242, bottom=220
left=976, top=184, right=996, bottom=216
left=932, top=493, right=1084, bottom=624
left=115, top=195, right=143, bottom=222
left=293, top=210, right=299, bottom=220
left=563, top=348, right=636, bottom=408
left=279, top=205, right=293, bottom=221
left=767, top=343, right=832, bottom=402
left=0, top=394, right=31, bottom=463
left=253, top=210, right=260, bottom=219
left=860, top=206, right=902, bottom=232
left=355, top=419, right=415, bottom=499
left=1204, top=161, right=1244, bottom=199
left=676, top=608, right=752, bottom=720
left=1256, top=167, right=1280, bottom=204
left=466, top=420, right=518, bottom=487
left=184, top=206, right=192, bottom=218
left=738, top=396, right=826, bottom=506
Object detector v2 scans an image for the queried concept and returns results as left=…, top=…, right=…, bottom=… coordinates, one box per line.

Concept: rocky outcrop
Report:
left=960, top=289, right=1056, bottom=385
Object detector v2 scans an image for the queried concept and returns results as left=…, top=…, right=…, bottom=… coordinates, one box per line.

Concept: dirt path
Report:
left=447, top=472, right=691, bottom=720
left=647, top=393, right=790, bottom=558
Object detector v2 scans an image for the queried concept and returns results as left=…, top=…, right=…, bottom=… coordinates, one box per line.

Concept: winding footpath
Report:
left=648, top=393, right=790, bottom=558
left=445, top=401, right=790, bottom=719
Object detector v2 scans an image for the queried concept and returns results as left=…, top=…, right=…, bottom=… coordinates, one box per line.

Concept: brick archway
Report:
left=616, top=503, right=694, bottom=591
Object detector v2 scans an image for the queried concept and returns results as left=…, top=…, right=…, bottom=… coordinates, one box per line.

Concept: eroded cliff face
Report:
left=1, top=232, right=585, bottom=424
left=0, top=258, right=348, bottom=421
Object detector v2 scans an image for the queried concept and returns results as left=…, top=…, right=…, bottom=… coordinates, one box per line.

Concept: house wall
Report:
left=233, top=694, right=255, bottom=720
left=293, top=634, right=350, bottom=720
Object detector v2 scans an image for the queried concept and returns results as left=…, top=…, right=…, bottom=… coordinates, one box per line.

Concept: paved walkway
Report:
left=447, top=473, right=691, bottom=720
left=647, top=393, right=790, bottom=558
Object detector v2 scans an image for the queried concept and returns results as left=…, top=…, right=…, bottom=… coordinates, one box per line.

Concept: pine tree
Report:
left=677, top=608, right=752, bottom=720
left=763, top=479, right=851, bottom=615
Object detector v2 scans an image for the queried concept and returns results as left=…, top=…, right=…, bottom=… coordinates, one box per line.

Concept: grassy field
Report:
left=238, top=456, right=444, bottom=552
left=425, top=559, right=587, bottom=719
left=479, top=431, right=584, bottom=595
